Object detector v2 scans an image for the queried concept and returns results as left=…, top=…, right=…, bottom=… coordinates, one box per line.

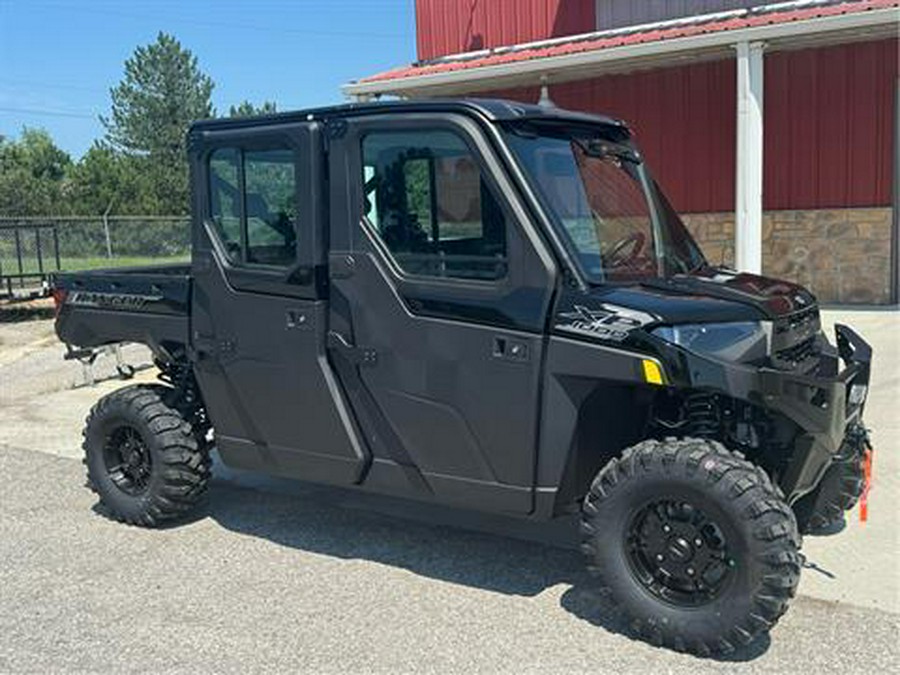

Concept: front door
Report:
left=190, top=121, right=366, bottom=485
left=327, top=115, right=556, bottom=514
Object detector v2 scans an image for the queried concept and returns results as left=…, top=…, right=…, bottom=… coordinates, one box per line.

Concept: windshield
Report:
left=503, top=123, right=705, bottom=283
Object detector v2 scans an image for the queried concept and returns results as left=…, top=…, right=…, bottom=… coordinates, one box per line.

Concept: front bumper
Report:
left=664, top=324, right=872, bottom=502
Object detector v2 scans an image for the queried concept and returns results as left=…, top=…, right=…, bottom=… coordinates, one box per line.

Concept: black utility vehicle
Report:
left=53, top=100, right=873, bottom=656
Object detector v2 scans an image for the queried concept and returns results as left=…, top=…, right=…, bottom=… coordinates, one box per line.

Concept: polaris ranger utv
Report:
left=53, top=99, right=873, bottom=656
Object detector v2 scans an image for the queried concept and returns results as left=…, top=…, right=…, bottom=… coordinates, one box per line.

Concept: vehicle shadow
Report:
left=198, top=468, right=770, bottom=663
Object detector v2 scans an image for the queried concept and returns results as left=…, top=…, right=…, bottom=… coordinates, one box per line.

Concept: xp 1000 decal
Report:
left=554, top=303, right=657, bottom=342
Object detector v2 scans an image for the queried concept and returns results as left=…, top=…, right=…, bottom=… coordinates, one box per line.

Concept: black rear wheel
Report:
left=580, top=438, right=801, bottom=656
left=102, top=426, right=153, bottom=496
left=83, top=384, right=211, bottom=527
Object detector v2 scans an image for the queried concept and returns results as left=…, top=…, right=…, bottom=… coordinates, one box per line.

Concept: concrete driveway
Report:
left=1, top=310, right=898, bottom=673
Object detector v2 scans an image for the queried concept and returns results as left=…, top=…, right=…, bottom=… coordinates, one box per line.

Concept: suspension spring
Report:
left=685, top=392, right=719, bottom=438
left=156, top=357, right=208, bottom=432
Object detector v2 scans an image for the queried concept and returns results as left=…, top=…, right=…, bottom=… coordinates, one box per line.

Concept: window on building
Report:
left=208, top=147, right=297, bottom=267
left=361, top=130, right=507, bottom=281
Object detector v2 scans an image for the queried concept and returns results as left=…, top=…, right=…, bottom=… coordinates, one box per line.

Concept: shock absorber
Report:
left=685, top=391, right=719, bottom=438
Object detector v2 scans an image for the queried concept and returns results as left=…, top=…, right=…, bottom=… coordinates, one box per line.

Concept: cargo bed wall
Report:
left=53, top=265, right=191, bottom=351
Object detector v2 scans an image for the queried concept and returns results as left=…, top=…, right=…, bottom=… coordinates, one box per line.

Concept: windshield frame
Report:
left=499, top=120, right=706, bottom=285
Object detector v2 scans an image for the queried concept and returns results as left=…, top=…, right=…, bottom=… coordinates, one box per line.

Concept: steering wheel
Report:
left=603, top=231, right=647, bottom=270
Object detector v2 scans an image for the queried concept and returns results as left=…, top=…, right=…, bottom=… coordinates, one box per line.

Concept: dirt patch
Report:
left=0, top=318, right=57, bottom=366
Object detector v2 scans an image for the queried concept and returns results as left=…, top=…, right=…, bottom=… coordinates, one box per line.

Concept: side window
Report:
left=244, top=150, right=297, bottom=266
left=361, top=130, right=507, bottom=281
left=209, top=148, right=242, bottom=261
left=207, top=147, right=298, bottom=267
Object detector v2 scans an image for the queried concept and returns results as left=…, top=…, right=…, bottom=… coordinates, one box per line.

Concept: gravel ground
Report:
left=0, top=311, right=898, bottom=673
left=2, top=446, right=898, bottom=674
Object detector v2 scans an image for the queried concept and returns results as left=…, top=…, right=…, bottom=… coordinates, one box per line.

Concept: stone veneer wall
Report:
left=680, top=207, right=894, bottom=305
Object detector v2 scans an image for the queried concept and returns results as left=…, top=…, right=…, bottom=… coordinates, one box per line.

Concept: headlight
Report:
left=652, top=321, right=772, bottom=362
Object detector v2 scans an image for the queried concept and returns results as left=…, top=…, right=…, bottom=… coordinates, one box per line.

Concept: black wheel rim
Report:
left=103, top=426, right=152, bottom=496
left=625, top=499, right=735, bottom=607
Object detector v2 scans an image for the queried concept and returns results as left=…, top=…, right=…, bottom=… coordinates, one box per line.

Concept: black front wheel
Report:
left=83, top=384, right=211, bottom=527
left=580, top=438, right=801, bottom=656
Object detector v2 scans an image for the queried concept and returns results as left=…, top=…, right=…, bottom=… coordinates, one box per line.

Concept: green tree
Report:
left=228, top=100, right=277, bottom=118
left=68, top=142, right=159, bottom=216
left=102, top=32, right=215, bottom=214
left=0, top=128, right=72, bottom=215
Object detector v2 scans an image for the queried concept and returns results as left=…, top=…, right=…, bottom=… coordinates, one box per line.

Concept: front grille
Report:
left=774, top=305, right=819, bottom=335
left=771, top=304, right=821, bottom=371
left=774, top=336, right=818, bottom=367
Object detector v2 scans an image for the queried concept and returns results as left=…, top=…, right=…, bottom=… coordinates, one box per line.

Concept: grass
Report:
left=1, top=255, right=189, bottom=277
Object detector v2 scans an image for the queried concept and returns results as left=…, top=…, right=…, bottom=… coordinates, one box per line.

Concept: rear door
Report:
left=189, top=121, right=366, bottom=485
left=327, top=114, right=557, bottom=513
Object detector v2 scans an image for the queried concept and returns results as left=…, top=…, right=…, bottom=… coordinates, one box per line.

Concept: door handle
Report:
left=492, top=336, right=529, bottom=362
left=286, top=309, right=310, bottom=329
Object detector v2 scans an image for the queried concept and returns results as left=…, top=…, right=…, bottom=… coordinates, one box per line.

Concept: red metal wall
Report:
left=765, top=38, right=897, bottom=210
left=483, top=38, right=897, bottom=213
left=414, top=0, right=595, bottom=61
left=483, top=60, right=737, bottom=214
left=553, top=62, right=737, bottom=214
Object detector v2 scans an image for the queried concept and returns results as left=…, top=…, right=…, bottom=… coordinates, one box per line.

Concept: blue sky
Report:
left=0, top=0, right=416, bottom=158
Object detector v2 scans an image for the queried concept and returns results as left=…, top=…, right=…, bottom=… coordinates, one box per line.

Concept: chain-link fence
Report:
left=1, top=216, right=191, bottom=295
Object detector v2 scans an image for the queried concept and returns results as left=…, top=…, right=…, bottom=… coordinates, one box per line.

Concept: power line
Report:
left=0, top=106, right=96, bottom=120
left=31, top=2, right=410, bottom=39
left=0, top=78, right=108, bottom=95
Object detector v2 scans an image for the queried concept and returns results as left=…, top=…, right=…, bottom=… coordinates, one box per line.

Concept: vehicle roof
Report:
left=189, top=98, right=629, bottom=134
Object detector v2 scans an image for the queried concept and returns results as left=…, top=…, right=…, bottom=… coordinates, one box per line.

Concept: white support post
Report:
left=734, top=40, right=765, bottom=274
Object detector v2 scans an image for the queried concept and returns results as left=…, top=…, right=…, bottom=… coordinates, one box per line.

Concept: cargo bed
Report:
left=52, top=263, right=191, bottom=351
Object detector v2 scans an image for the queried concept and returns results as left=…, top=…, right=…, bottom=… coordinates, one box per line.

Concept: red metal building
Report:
left=347, top=0, right=899, bottom=304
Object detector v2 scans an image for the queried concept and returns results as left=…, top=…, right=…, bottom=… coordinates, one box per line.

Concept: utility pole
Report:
left=102, top=200, right=114, bottom=259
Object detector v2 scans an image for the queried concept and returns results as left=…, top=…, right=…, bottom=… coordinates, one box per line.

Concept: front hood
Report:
left=654, top=268, right=817, bottom=320
left=552, top=268, right=818, bottom=344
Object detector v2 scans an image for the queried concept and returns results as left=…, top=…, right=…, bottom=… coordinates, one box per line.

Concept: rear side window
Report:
left=208, top=147, right=297, bottom=267
left=361, top=130, right=507, bottom=281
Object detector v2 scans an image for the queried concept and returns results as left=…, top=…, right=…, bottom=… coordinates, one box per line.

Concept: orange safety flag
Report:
left=859, top=444, right=874, bottom=523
